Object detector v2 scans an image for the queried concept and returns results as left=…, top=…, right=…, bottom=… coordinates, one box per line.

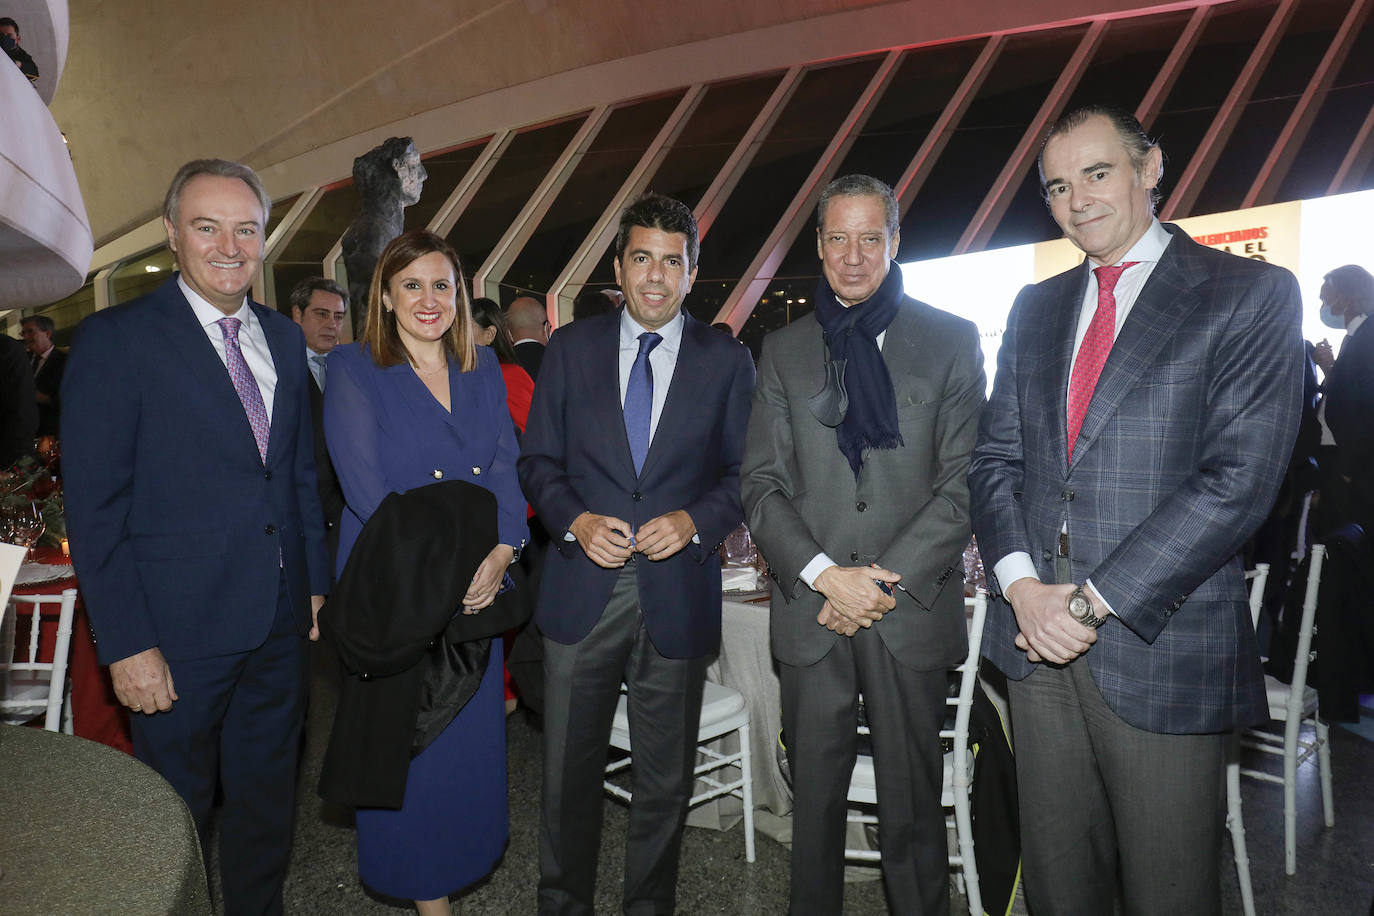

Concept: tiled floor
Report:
left=230, top=646, right=1374, bottom=914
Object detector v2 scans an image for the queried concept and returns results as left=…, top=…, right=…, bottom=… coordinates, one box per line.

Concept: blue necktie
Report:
left=624, top=331, right=662, bottom=475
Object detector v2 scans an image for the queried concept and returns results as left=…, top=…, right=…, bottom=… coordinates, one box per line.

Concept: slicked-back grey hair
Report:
left=1038, top=103, right=1164, bottom=210
left=816, top=175, right=899, bottom=236
left=163, top=159, right=271, bottom=226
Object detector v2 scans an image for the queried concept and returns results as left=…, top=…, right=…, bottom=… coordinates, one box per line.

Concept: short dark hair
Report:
left=816, top=175, right=899, bottom=236
left=572, top=286, right=617, bottom=322
left=21, top=315, right=53, bottom=334
left=163, top=159, right=271, bottom=226
left=362, top=229, right=476, bottom=372
left=288, top=277, right=349, bottom=315
left=1324, top=264, right=1374, bottom=315
left=1039, top=104, right=1164, bottom=209
left=614, top=193, right=699, bottom=269
left=0, top=17, right=18, bottom=35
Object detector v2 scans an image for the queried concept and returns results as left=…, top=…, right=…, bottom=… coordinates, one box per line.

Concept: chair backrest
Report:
left=1, top=588, right=77, bottom=731
left=1244, top=562, right=1270, bottom=630
left=948, top=591, right=988, bottom=790
left=1287, top=545, right=1325, bottom=717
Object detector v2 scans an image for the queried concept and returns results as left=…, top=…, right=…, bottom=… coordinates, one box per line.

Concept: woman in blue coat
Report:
left=324, top=229, right=527, bottom=913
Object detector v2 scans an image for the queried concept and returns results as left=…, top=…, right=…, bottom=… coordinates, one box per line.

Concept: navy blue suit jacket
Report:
left=62, top=276, right=331, bottom=665
left=518, top=310, right=756, bottom=659
left=969, top=227, right=1303, bottom=734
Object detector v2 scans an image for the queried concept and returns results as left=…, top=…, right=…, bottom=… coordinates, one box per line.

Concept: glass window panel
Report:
left=29, top=276, right=97, bottom=346
left=697, top=55, right=884, bottom=324
left=266, top=193, right=300, bottom=239
left=504, top=92, right=684, bottom=295
left=278, top=182, right=359, bottom=264
left=1277, top=7, right=1374, bottom=202
left=403, top=139, right=492, bottom=231
left=769, top=40, right=990, bottom=283
left=1193, top=0, right=1347, bottom=215
left=899, top=25, right=1089, bottom=262
left=584, top=72, right=784, bottom=286
left=989, top=11, right=1195, bottom=250
left=1147, top=0, right=1280, bottom=215
left=446, top=114, right=589, bottom=296
left=110, top=247, right=175, bottom=305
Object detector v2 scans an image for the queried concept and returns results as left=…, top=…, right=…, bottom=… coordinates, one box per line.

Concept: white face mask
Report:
left=1319, top=303, right=1344, bottom=330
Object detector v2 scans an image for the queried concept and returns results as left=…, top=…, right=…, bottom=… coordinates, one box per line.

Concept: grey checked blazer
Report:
left=742, top=295, right=986, bottom=670
left=969, top=225, right=1304, bottom=735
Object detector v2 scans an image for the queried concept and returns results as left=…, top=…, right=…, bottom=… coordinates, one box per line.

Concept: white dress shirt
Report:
left=306, top=347, right=329, bottom=391
left=992, top=218, right=1175, bottom=611
left=180, top=276, right=278, bottom=423
left=618, top=307, right=684, bottom=441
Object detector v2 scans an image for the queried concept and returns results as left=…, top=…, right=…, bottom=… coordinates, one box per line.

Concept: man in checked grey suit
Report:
left=741, top=174, right=985, bottom=915
left=969, top=104, right=1303, bottom=913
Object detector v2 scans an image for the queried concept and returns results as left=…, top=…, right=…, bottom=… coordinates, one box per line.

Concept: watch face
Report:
left=1068, top=595, right=1091, bottom=620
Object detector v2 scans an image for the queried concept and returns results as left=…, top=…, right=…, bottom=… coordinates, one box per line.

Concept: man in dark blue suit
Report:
left=970, top=105, right=1303, bottom=913
left=519, top=193, right=755, bottom=915
left=62, top=159, right=330, bottom=916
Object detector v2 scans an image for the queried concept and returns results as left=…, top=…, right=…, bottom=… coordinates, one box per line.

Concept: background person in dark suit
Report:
left=741, top=174, right=985, bottom=916
left=20, top=315, right=66, bottom=437
left=1313, top=263, right=1374, bottom=533
left=518, top=193, right=755, bottom=915
left=62, top=159, right=331, bottom=916
left=290, top=276, right=348, bottom=570
left=969, top=105, right=1303, bottom=913
left=0, top=333, right=37, bottom=466
left=506, top=295, right=549, bottom=381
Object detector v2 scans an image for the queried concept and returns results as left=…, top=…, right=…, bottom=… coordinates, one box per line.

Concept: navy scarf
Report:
left=810, top=261, right=905, bottom=476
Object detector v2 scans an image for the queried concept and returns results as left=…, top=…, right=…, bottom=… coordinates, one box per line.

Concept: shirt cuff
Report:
left=800, top=552, right=838, bottom=590
left=1084, top=578, right=1115, bottom=617
left=992, top=552, right=1039, bottom=593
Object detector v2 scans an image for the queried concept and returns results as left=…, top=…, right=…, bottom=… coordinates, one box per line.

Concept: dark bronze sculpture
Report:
left=340, top=137, right=427, bottom=334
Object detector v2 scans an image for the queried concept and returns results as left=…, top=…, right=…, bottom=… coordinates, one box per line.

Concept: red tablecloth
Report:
left=12, top=546, right=132, bottom=754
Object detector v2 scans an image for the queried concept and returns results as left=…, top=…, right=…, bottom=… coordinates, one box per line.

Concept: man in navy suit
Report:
left=969, top=105, right=1303, bottom=913
left=519, top=193, right=755, bottom=915
left=62, top=159, right=330, bottom=916
left=1313, top=264, right=1374, bottom=532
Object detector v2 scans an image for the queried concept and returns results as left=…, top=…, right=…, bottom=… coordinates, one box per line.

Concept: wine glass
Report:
left=9, top=503, right=45, bottom=560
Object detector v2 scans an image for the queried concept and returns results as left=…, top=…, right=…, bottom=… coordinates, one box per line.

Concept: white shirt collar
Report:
left=619, top=307, right=685, bottom=350
left=1093, top=217, right=1172, bottom=269
left=179, top=275, right=254, bottom=330
left=1348, top=313, right=1367, bottom=335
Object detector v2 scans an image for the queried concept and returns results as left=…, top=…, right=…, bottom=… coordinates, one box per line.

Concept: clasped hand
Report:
left=570, top=510, right=696, bottom=568
left=814, top=565, right=899, bottom=636
left=1003, top=578, right=1098, bottom=664
left=462, top=544, right=516, bottom=613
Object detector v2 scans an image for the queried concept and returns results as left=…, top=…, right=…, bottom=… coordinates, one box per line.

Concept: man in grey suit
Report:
left=969, top=104, right=1303, bottom=913
left=741, top=174, right=985, bottom=915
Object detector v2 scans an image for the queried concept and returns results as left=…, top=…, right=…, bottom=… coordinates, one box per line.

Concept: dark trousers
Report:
left=780, top=629, right=950, bottom=916
left=1009, top=658, right=1226, bottom=915
left=538, top=563, right=708, bottom=916
left=130, top=575, right=307, bottom=916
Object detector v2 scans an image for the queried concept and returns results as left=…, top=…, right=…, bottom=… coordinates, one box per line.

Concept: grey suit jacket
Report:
left=741, top=294, right=985, bottom=670
left=969, top=225, right=1303, bottom=734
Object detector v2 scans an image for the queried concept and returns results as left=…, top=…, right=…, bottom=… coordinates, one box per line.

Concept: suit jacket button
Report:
left=850, top=551, right=859, bottom=562
left=472, top=467, right=481, bottom=476
left=632, top=491, right=643, bottom=502
left=264, top=470, right=272, bottom=480
left=1042, top=550, right=1053, bottom=562
left=432, top=469, right=444, bottom=479
left=856, top=501, right=867, bottom=512
left=264, top=525, right=277, bottom=535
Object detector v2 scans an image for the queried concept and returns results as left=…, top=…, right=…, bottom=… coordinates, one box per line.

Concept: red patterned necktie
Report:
left=217, top=317, right=271, bottom=464
left=1066, top=262, right=1137, bottom=463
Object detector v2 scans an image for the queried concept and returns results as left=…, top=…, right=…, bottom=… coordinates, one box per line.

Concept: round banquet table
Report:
left=0, top=725, right=209, bottom=914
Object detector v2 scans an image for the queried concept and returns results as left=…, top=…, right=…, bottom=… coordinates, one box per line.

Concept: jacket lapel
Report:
left=255, top=300, right=291, bottom=466
left=159, top=278, right=265, bottom=464
left=1069, top=229, right=1206, bottom=468
left=1030, top=264, right=1087, bottom=476
left=588, top=311, right=637, bottom=480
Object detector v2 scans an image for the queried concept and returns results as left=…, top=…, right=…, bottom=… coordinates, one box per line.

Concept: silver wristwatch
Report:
left=1067, top=585, right=1107, bottom=629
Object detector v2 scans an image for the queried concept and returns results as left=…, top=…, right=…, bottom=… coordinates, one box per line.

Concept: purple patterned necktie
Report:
left=217, top=317, right=270, bottom=463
